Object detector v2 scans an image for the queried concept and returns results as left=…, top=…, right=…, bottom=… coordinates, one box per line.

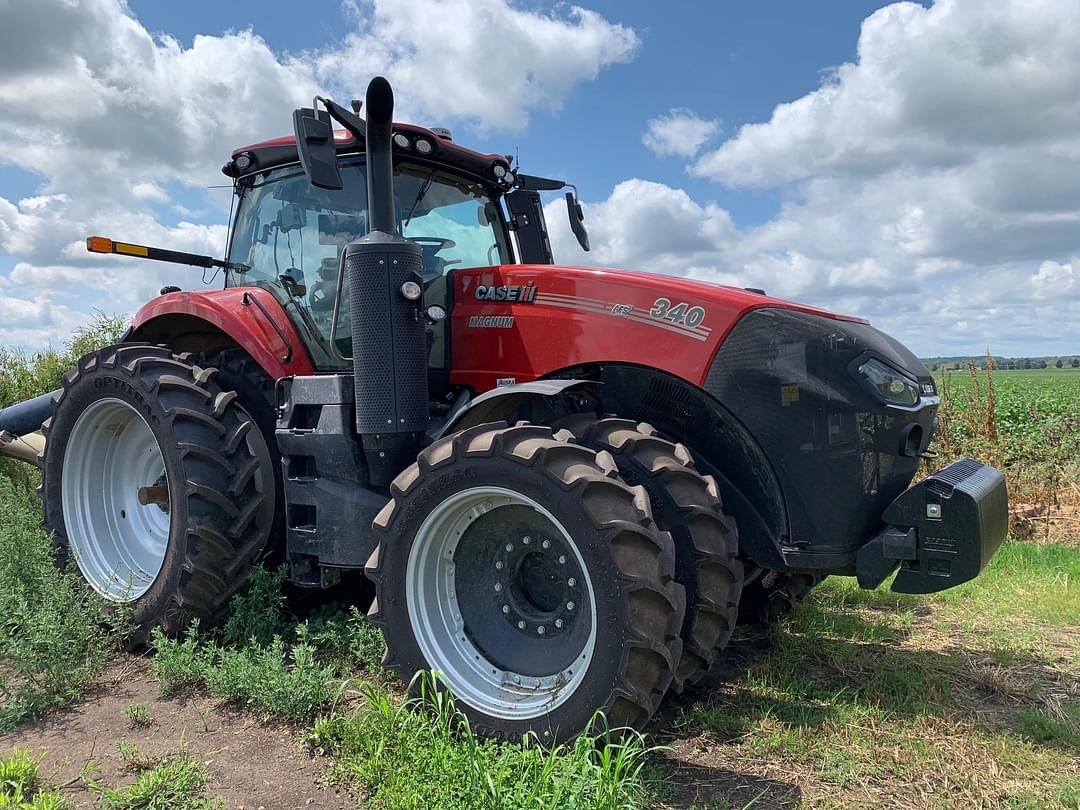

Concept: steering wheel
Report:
left=408, top=237, right=461, bottom=281
left=408, top=236, right=456, bottom=253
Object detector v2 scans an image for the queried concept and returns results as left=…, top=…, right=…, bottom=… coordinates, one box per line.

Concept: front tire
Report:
left=41, top=344, right=276, bottom=643
left=554, top=417, right=743, bottom=689
left=365, top=422, right=686, bottom=743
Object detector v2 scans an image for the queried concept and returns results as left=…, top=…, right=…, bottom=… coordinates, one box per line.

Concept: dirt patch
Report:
left=0, top=657, right=352, bottom=809
left=1012, top=502, right=1080, bottom=546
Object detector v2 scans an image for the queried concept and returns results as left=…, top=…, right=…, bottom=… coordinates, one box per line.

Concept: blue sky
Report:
left=125, top=0, right=897, bottom=230
left=1, top=0, right=1078, bottom=356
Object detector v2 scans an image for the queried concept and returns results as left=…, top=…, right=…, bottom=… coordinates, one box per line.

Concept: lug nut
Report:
left=537, top=626, right=546, bottom=635
left=566, top=601, right=575, bottom=610
left=502, top=605, right=510, bottom=614
left=518, top=620, right=526, bottom=629
left=494, top=583, right=503, bottom=593
left=523, top=536, right=531, bottom=545
left=495, top=561, right=504, bottom=570
left=558, top=555, right=566, bottom=565
left=505, top=544, right=513, bottom=552
left=541, top=539, right=550, bottom=549
left=554, top=619, right=563, bottom=629
left=567, top=577, right=577, bottom=587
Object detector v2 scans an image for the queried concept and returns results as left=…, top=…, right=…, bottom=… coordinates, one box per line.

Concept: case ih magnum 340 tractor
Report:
left=0, top=78, right=1008, bottom=742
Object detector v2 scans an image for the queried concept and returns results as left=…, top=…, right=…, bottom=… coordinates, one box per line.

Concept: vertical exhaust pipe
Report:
left=346, top=76, right=428, bottom=485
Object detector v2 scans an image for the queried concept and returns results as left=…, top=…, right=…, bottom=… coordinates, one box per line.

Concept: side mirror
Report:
left=565, top=191, right=590, bottom=252
left=293, top=107, right=342, bottom=190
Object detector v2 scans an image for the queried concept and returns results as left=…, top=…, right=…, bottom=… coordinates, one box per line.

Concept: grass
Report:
left=0, top=475, right=127, bottom=731
left=150, top=568, right=385, bottom=719
left=121, top=703, right=150, bottom=729
left=0, top=748, right=67, bottom=808
left=0, top=319, right=1077, bottom=807
left=679, top=542, right=1080, bottom=808
left=85, top=742, right=222, bottom=810
left=307, top=674, right=657, bottom=810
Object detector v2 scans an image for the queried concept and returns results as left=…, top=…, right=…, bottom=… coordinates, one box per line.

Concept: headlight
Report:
left=857, top=358, right=920, bottom=406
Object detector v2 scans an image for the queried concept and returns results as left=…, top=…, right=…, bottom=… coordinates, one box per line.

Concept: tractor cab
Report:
left=224, top=155, right=513, bottom=372
left=220, top=100, right=589, bottom=375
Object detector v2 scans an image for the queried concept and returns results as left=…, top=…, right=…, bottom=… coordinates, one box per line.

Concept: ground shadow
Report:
left=652, top=756, right=801, bottom=809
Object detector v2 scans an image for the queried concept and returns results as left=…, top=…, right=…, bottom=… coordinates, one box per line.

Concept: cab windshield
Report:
left=226, top=158, right=512, bottom=368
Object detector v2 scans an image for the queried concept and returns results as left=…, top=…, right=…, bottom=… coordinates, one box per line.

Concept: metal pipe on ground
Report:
left=0, top=391, right=56, bottom=466
left=0, top=431, right=45, bottom=465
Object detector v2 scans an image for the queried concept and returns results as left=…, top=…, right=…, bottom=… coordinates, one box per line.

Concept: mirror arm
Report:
left=316, top=96, right=366, bottom=143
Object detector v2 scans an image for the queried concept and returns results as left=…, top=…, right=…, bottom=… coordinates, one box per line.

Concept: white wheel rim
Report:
left=406, top=486, right=598, bottom=721
left=61, top=398, right=171, bottom=601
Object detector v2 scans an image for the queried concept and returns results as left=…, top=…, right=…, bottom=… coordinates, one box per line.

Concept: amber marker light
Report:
left=86, top=236, right=113, bottom=254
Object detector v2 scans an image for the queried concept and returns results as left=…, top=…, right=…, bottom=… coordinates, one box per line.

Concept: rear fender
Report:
left=129, top=288, right=315, bottom=380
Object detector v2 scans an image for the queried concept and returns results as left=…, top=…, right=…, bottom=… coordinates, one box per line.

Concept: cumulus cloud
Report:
left=642, top=109, right=720, bottom=158
left=692, top=0, right=1080, bottom=187
left=545, top=0, right=1080, bottom=356
left=317, top=0, right=639, bottom=132
left=0, top=0, right=639, bottom=350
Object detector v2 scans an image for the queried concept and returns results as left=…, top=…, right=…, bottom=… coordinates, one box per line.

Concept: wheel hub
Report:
left=495, top=533, right=582, bottom=638
left=60, top=398, right=171, bottom=602
left=405, top=487, right=597, bottom=720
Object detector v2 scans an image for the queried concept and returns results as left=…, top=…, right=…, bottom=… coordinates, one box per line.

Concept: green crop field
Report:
left=0, top=329, right=1077, bottom=809
left=934, top=365, right=1080, bottom=543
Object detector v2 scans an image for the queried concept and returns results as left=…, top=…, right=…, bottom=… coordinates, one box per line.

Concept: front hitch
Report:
left=856, top=459, right=1009, bottom=593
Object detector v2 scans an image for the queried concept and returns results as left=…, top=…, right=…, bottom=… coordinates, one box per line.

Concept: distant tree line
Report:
left=924, top=356, right=1080, bottom=371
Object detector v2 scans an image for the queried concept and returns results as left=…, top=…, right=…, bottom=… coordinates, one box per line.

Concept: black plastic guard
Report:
left=277, top=375, right=388, bottom=584
left=856, top=459, right=1008, bottom=593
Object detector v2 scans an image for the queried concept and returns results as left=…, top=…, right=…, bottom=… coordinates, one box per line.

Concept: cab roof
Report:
left=227, top=123, right=510, bottom=183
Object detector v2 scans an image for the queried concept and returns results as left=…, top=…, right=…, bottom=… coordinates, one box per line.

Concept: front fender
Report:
left=130, top=287, right=315, bottom=380
left=438, top=379, right=596, bottom=438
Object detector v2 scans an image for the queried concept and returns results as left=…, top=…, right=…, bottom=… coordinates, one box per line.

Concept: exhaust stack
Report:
left=345, top=77, right=428, bottom=485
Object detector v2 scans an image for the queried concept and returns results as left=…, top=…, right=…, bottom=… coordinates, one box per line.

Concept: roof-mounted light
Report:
left=392, top=132, right=410, bottom=149
left=415, top=138, right=433, bottom=155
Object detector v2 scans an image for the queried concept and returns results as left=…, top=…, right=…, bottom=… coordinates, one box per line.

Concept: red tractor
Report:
left=0, top=78, right=1007, bottom=742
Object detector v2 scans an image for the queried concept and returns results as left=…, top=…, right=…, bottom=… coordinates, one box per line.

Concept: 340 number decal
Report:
left=649, top=298, right=706, bottom=328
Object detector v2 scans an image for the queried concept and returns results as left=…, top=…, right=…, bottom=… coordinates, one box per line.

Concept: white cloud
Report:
left=692, top=0, right=1080, bottom=187
left=551, top=0, right=1080, bottom=356
left=130, top=182, right=169, bottom=204
left=315, top=0, right=639, bottom=132
left=642, top=109, right=720, bottom=158
left=0, top=0, right=639, bottom=350
left=547, top=173, right=1080, bottom=356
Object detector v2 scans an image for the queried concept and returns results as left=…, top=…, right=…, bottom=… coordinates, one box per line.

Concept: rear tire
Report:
left=41, top=344, right=276, bottom=644
left=555, top=416, right=743, bottom=689
left=196, top=347, right=284, bottom=563
left=365, top=422, right=685, bottom=743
